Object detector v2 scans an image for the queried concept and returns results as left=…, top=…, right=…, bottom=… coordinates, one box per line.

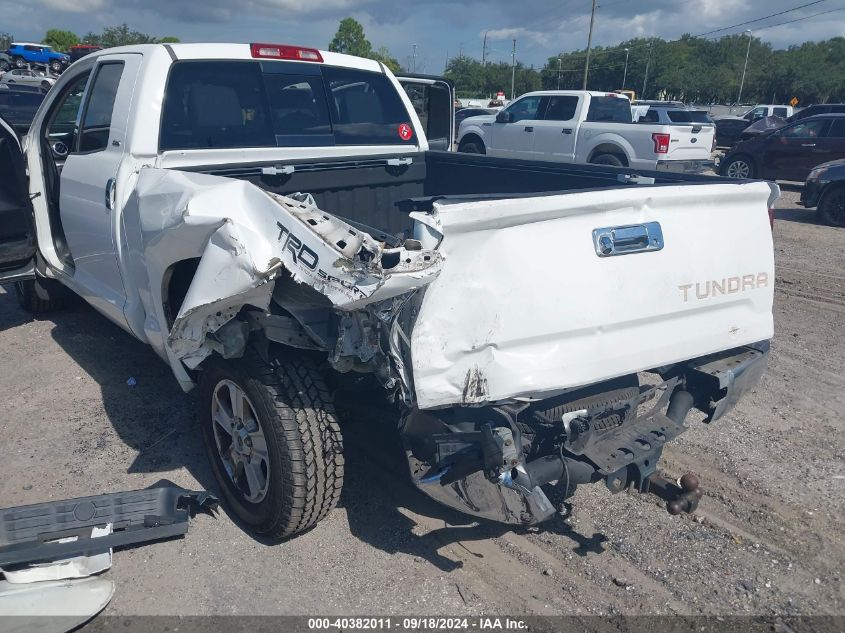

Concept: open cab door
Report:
left=397, top=74, right=454, bottom=151
left=0, top=116, right=36, bottom=282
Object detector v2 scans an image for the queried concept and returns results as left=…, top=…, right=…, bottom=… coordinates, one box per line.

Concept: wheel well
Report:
left=723, top=153, right=756, bottom=174
left=458, top=133, right=484, bottom=149
left=819, top=181, right=845, bottom=206
left=162, top=258, right=200, bottom=329
left=588, top=144, right=629, bottom=165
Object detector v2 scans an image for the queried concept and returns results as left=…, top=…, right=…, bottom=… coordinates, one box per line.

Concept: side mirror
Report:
left=495, top=111, right=512, bottom=124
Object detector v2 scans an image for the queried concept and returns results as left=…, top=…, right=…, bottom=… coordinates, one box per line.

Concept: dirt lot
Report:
left=0, top=190, right=842, bottom=618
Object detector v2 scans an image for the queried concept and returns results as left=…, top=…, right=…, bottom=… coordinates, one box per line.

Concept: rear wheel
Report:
left=49, top=60, right=62, bottom=73
left=458, top=137, right=485, bottom=154
left=14, top=277, right=71, bottom=313
left=199, top=348, right=344, bottom=538
left=721, top=155, right=755, bottom=179
left=13, top=56, right=24, bottom=69
left=817, top=186, right=845, bottom=228
left=41, top=80, right=51, bottom=91
left=590, top=153, right=625, bottom=167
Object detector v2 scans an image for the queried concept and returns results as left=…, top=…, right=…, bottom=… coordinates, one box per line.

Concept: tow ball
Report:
left=643, top=472, right=703, bottom=515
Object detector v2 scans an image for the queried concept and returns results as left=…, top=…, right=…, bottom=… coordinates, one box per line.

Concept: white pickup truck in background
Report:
left=0, top=43, right=774, bottom=540
left=457, top=90, right=715, bottom=172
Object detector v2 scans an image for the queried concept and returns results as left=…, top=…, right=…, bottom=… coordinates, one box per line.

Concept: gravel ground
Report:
left=0, top=190, right=842, bottom=618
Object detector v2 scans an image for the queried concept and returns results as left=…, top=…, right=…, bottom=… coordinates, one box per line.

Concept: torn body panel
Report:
left=125, top=169, right=442, bottom=375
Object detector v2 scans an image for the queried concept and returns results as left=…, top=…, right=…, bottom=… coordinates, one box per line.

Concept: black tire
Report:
left=0, top=61, right=9, bottom=72
left=817, top=186, right=845, bottom=228
left=49, top=60, right=61, bottom=73
left=458, top=137, right=485, bottom=154
left=14, top=277, right=70, bottom=313
left=199, top=348, right=344, bottom=539
left=41, top=80, right=51, bottom=90
left=590, top=153, right=625, bottom=167
left=13, top=56, right=24, bottom=69
left=721, top=155, right=755, bottom=179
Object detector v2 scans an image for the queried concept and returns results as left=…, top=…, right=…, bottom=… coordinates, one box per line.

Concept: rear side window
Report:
left=79, top=62, right=124, bottom=153
left=667, top=110, right=711, bottom=123
left=160, top=61, right=416, bottom=150
left=773, top=107, right=788, bottom=117
left=322, top=66, right=415, bottom=145
left=586, top=96, right=631, bottom=123
left=543, top=96, right=578, bottom=122
left=826, top=119, right=845, bottom=137
left=639, top=109, right=659, bottom=123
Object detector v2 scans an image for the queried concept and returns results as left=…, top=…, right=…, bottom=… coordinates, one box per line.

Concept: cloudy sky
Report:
left=3, top=0, right=845, bottom=70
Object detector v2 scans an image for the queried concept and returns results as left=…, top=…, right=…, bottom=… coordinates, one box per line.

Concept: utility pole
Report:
left=482, top=31, right=488, bottom=65
left=642, top=43, right=652, bottom=98
left=622, top=48, right=630, bottom=88
left=557, top=56, right=562, bottom=89
left=510, top=38, right=516, bottom=100
left=582, top=0, right=598, bottom=90
left=412, top=43, right=417, bottom=73
left=737, top=29, right=752, bottom=105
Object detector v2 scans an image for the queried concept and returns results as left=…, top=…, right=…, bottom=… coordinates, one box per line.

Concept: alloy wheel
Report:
left=211, top=379, right=271, bottom=503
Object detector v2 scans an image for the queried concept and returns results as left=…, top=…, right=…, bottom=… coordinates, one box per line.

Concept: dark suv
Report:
left=788, top=104, right=845, bottom=123
left=720, top=114, right=845, bottom=182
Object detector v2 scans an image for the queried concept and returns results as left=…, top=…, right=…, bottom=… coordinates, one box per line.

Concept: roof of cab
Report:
left=85, top=43, right=385, bottom=73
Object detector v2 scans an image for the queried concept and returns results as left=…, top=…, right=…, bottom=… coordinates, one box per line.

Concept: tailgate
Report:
left=409, top=181, right=775, bottom=410
left=665, top=124, right=714, bottom=160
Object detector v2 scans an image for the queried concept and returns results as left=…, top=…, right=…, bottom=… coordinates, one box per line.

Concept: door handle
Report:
left=561, top=128, right=573, bottom=134
left=801, top=143, right=816, bottom=147
left=524, top=126, right=533, bottom=132
left=592, top=222, right=664, bottom=257
left=105, top=178, right=115, bottom=211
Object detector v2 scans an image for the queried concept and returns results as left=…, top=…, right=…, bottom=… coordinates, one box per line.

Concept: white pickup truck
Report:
left=0, top=43, right=776, bottom=539
left=457, top=90, right=715, bottom=172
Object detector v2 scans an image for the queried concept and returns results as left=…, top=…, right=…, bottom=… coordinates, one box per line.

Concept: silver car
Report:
left=0, top=69, right=54, bottom=91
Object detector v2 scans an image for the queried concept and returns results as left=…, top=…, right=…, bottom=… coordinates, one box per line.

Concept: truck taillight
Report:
left=250, top=43, right=323, bottom=62
left=652, top=133, right=670, bottom=154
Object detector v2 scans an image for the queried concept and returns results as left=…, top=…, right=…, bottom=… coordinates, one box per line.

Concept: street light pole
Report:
left=557, top=56, right=562, bottom=89
left=622, top=48, right=629, bottom=88
left=582, top=0, right=598, bottom=90
left=412, top=43, right=417, bottom=73
left=642, top=43, right=652, bottom=98
left=510, top=38, right=516, bottom=100
left=737, top=29, right=752, bottom=105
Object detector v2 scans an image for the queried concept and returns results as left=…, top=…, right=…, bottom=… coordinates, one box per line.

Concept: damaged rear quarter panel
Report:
left=124, top=168, right=442, bottom=385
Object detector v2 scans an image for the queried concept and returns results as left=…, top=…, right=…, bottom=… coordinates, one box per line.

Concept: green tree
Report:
left=157, top=36, right=181, bottom=44
left=370, top=46, right=400, bottom=73
left=327, top=18, right=402, bottom=73
left=43, top=29, right=79, bottom=52
left=328, top=17, right=372, bottom=58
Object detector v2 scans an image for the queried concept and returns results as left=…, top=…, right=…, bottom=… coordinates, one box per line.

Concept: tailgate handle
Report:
left=593, top=222, right=664, bottom=258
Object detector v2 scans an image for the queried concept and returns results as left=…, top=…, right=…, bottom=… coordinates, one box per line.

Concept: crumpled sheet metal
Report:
left=129, top=169, right=442, bottom=369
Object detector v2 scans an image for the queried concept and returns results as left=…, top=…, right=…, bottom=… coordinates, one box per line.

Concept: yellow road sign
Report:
left=790, top=96, right=799, bottom=107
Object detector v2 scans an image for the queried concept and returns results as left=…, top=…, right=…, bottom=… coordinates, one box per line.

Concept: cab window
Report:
left=45, top=72, right=90, bottom=148
left=503, top=96, right=542, bottom=123
left=781, top=120, right=828, bottom=138
left=543, top=96, right=578, bottom=122
left=78, top=62, right=124, bottom=153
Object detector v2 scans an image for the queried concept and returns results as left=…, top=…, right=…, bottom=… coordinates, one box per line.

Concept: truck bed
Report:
left=178, top=150, right=723, bottom=237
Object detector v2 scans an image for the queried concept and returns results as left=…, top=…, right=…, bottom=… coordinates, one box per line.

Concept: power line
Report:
left=750, top=6, right=845, bottom=31
left=541, top=0, right=839, bottom=65
left=693, top=0, right=827, bottom=37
